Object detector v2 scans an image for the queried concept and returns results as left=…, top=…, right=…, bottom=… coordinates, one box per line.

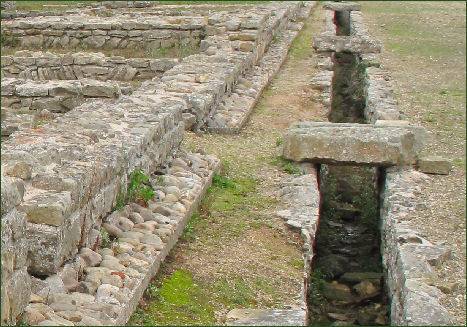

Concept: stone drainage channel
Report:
left=309, top=12, right=387, bottom=325
left=308, top=58, right=388, bottom=326
left=278, top=2, right=454, bottom=326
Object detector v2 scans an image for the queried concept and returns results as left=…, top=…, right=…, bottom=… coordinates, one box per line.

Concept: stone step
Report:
left=226, top=308, right=307, bottom=326
left=282, top=122, right=427, bottom=166
left=20, top=152, right=221, bottom=326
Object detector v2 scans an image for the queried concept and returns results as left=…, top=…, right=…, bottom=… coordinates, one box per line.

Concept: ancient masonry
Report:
left=0, top=1, right=456, bottom=326
left=1, top=1, right=315, bottom=325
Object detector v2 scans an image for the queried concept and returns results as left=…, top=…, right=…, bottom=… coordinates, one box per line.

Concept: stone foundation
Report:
left=1, top=51, right=179, bottom=81
left=381, top=168, right=453, bottom=325
left=0, top=2, right=317, bottom=324
left=1, top=78, right=123, bottom=113
left=1, top=14, right=204, bottom=51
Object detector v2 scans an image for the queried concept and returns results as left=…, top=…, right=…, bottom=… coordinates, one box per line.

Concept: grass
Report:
left=130, top=270, right=216, bottom=326
left=127, top=169, right=155, bottom=205
left=11, top=1, right=96, bottom=11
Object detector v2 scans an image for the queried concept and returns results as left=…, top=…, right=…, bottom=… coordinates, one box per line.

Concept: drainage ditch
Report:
left=307, top=19, right=389, bottom=327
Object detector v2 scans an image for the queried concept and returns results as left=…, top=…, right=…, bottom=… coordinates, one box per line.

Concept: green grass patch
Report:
left=289, top=11, right=314, bottom=60
left=213, top=277, right=256, bottom=309
left=270, top=156, right=302, bottom=175
left=181, top=212, right=207, bottom=242
left=11, top=1, right=95, bottom=11
left=288, top=258, right=304, bottom=270
left=130, top=270, right=216, bottom=326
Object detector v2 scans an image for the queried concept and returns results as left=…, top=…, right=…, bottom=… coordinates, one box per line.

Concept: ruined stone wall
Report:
left=1, top=84, right=186, bottom=277
left=2, top=78, right=122, bottom=113
left=156, top=1, right=306, bottom=130
left=1, top=15, right=205, bottom=50
left=1, top=51, right=179, bottom=81
left=380, top=169, right=453, bottom=325
left=1, top=175, right=31, bottom=326
left=0, top=2, right=312, bottom=324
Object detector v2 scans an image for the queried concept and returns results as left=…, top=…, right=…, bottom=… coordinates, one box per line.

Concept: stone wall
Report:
left=0, top=2, right=312, bottom=324
left=380, top=168, right=454, bottom=325
left=1, top=175, right=31, bottom=326
left=1, top=82, right=186, bottom=276
left=1, top=51, right=179, bottom=81
left=155, top=1, right=307, bottom=130
left=1, top=78, right=122, bottom=113
left=1, top=14, right=205, bottom=50
left=19, top=152, right=220, bottom=326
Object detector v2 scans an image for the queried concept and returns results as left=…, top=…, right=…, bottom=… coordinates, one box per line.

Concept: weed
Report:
left=114, top=189, right=126, bottom=211
left=289, top=258, right=304, bottom=270
left=128, top=169, right=155, bottom=205
left=212, top=174, right=236, bottom=189
left=99, top=228, right=111, bottom=248
left=181, top=212, right=205, bottom=242
left=270, top=156, right=302, bottom=175
left=275, top=136, right=283, bottom=146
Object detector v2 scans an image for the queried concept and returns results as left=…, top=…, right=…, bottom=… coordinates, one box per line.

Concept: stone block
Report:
left=313, top=35, right=381, bottom=54
left=227, top=309, right=307, bottom=326
left=417, top=156, right=452, bottom=175
left=323, top=1, right=361, bottom=12
left=282, top=122, right=426, bottom=166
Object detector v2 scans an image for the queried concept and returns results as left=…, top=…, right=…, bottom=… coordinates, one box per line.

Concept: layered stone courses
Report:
left=2, top=78, right=122, bottom=113
left=1, top=175, right=31, bottom=326
left=2, top=85, right=186, bottom=275
left=381, top=168, right=454, bottom=325
left=208, top=19, right=310, bottom=133
left=1, top=51, right=179, bottom=81
left=1, top=14, right=205, bottom=50
left=153, top=2, right=311, bottom=131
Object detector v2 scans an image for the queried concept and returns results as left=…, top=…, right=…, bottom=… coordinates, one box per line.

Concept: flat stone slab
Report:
left=323, top=1, right=361, bottom=12
left=282, top=122, right=426, bottom=166
left=313, top=35, right=381, bottom=54
left=226, top=308, right=307, bottom=326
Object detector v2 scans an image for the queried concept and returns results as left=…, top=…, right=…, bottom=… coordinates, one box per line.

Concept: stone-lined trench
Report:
left=307, top=12, right=389, bottom=326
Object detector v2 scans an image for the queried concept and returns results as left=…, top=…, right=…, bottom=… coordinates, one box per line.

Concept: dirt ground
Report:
left=361, top=1, right=466, bottom=324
